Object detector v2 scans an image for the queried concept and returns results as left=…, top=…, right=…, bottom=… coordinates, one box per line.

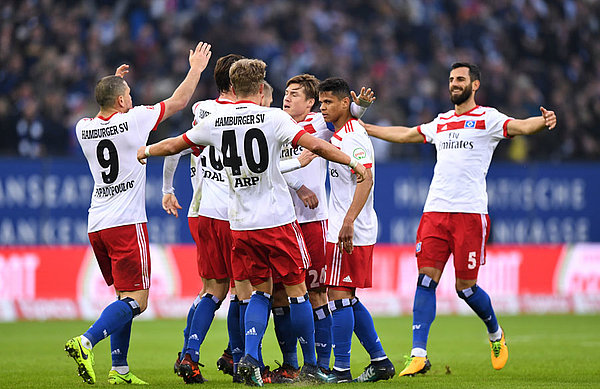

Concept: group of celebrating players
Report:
left=64, top=40, right=556, bottom=386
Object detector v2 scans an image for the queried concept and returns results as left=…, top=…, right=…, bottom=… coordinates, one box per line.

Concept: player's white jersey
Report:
left=280, top=112, right=332, bottom=223
left=327, top=119, right=377, bottom=246
left=417, top=105, right=513, bottom=214
left=76, top=102, right=165, bottom=232
left=184, top=101, right=306, bottom=230
left=191, top=98, right=233, bottom=220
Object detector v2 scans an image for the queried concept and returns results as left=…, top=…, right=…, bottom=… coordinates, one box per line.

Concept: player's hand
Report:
left=137, top=146, right=148, bottom=165
left=338, top=219, right=354, bottom=254
left=296, top=185, right=319, bottom=209
left=351, top=87, right=376, bottom=107
left=540, top=106, right=557, bottom=130
left=162, top=193, right=182, bottom=218
left=189, top=41, right=212, bottom=72
left=115, top=64, right=129, bottom=78
left=297, top=148, right=317, bottom=167
left=352, top=162, right=367, bottom=183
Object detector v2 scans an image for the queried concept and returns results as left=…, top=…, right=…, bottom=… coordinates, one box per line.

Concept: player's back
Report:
left=76, top=103, right=165, bottom=232
left=186, top=101, right=304, bottom=231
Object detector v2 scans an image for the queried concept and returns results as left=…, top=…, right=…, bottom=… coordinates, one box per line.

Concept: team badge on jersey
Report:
left=416, top=241, right=422, bottom=253
left=465, top=120, right=476, bottom=128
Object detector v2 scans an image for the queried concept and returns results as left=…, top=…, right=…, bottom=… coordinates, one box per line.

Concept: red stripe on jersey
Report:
left=97, top=112, right=118, bottom=121
left=332, top=133, right=342, bottom=141
left=151, top=101, right=166, bottom=131
left=303, top=123, right=316, bottom=134
left=216, top=98, right=235, bottom=104
left=182, top=133, right=198, bottom=147
left=416, top=125, right=427, bottom=143
left=437, top=119, right=486, bottom=133
left=503, top=119, right=514, bottom=138
left=350, top=162, right=372, bottom=174
left=439, top=105, right=482, bottom=120
left=292, top=129, right=307, bottom=148
left=191, top=145, right=203, bottom=156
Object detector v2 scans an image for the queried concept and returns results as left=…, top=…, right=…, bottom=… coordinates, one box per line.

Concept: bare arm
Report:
left=338, top=168, right=374, bottom=254
left=361, top=121, right=425, bottom=143
left=160, top=42, right=212, bottom=122
left=296, top=133, right=367, bottom=182
left=137, top=135, right=191, bottom=164
left=506, top=106, right=557, bottom=136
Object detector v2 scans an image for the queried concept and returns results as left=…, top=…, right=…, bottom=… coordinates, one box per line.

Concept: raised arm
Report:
left=506, top=106, right=557, bottom=136
left=361, top=121, right=425, bottom=143
left=160, top=42, right=212, bottom=122
left=350, top=87, right=376, bottom=119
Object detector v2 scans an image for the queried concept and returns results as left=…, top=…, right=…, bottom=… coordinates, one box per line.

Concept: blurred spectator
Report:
left=1, top=0, right=598, bottom=161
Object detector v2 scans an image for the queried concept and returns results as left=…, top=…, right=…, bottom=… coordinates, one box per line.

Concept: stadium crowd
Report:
left=1, top=0, right=598, bottom=161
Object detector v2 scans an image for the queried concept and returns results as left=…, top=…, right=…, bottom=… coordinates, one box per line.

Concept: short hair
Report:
left=318, top=77, right=351, bottom=100
left=214, top=54, right=245, bottom=93
left=286, top=74, right=320, bottom=102
left=262, top=80, right=273, bottom=97
left=95, top=76, right=127, bottom=108
left=229, top=59, right=266, bottom=97
left=451, top=62, right=481, bottom=82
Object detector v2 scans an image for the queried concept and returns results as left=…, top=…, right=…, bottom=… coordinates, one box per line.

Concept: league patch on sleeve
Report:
left=353, top=147, right=367, bottom=160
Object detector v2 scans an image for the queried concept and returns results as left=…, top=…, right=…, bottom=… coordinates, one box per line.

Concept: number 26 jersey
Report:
left=183, top=101, right=306, bottom=231
left=76, top=102, right=165, bottom=232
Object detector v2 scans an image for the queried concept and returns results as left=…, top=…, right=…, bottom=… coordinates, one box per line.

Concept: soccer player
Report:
left=64, top=42, right=212, bottom=385
left=271, top=74, right=374, bottom=380
left=136, top=59, right=367, bottom=386
left=362, top=62, right=557, bottom=376
left=318, top=77, right=396, bottom=383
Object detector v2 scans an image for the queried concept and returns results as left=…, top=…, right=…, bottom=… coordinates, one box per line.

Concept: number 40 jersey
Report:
left=76, top=102, right=166, bottom=233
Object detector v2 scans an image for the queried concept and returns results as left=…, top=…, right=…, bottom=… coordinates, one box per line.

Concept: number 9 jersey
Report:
left=76, top=102, right=166, bottom=232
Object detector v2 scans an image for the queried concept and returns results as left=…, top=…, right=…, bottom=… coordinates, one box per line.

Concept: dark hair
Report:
left=318, top=77, right=351, bottom=99
left=287, top=74, right=320, bottom=102
left=451, top=62, right=481, bottom=82
left=95, top=76, right=127, bottom=108
left=214, top=54, right=245, bottom=93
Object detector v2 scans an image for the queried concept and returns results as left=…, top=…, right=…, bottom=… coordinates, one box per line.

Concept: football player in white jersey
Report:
left=270, top=73, right=375, bottom=380
left=317, top=77, right=396, bottom=383
left=64, top=42, right=212, bottom=385
left=137, top=59, right=367, bottom=386
left=363, top=62, right=557, bottom=377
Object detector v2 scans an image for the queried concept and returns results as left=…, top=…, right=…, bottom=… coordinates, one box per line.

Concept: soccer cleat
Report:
left=65, top=336, right=96, bottom=384
left=298, top=363, right=335, bottom=383
left=108, top=370, right=149, bottom=385
left=271, top=361, right=300, bottom=380
left=490, top=329, right=508, bottom=370
left=174, top=352, right=182, bottom=376
left=399, top=355, right=431, bottom=377
left=353, top=358, right=396, bottom=382
left=238, top=354, right=263, bottom=387
left=261, top=365, right=294, bottom=384
left=329, top=368, right=353, bottom=383
left=216, top=348, right=234, bottom=376
left=178, top=354, right=207, bottom=384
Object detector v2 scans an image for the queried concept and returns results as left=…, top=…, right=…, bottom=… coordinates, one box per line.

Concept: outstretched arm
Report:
left=361, top=120, right=425, bottom=143
left=160, top=42, right=212, bottom=122
left=137, top=135, right=191, bottom=164
left=506, top=106, right=557, bottom=136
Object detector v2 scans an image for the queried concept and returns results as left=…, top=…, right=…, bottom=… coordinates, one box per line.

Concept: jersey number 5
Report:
left=221, top=129, right=269, bottom=175
left=96, top=139, right=119, bottom=184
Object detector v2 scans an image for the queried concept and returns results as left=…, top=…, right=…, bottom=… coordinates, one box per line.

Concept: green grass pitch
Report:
left=1, top=315, right=599, bottom=388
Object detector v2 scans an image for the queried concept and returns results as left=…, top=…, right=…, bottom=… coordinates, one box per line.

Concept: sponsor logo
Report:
left=412, top=324, right=421, bottom=330
left=78, top=342, right=89, bottom=360
left=353, top=148, right=367, bottom=160
left=189, top=334, right=199, bottom=340
left=343, top=275, right=352, bottom=283
left=416, top=242, right=422, bottom=253
left=246, top=327, right=257, bottom=336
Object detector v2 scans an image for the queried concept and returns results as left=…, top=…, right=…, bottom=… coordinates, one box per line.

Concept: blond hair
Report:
left=229, top=59, right=266, bottom=98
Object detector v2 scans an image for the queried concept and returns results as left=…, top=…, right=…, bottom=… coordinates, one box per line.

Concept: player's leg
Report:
left=272, top=284, right=300, bottom=374
left=452, top=213, right=507, bottom=370
left=308, top=287, right=332, bottom=373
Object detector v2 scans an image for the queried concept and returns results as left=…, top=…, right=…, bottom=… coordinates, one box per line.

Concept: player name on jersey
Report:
left=80, top=123, right=129, bottom=139
left=94, top=179, right=135, bottom=198
left=215, top=113, right=265, bottom=127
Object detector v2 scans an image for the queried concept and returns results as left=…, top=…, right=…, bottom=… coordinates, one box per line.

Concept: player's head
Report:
left=284, top=74, right=319, bottom=120
left=261, top=80, right=273, bottom=107
left=449, top=62, right=480, bottom=106
left=95, top=76, right=132, bottom=112
left=215, top=54, right=245, bottom=94
left=318, top=77, right=351, bottom=123
left=229, top=59, right=266, bottom=99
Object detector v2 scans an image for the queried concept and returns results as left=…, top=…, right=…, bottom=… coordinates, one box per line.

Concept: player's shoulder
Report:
left=76, top=116, right=95, bottom=129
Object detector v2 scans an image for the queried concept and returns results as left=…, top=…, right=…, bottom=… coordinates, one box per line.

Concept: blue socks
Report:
left=244, top=291, right=271, bottom=361
left=352, top=299, right=386, bottom=360
left=313, top=304, right=332, bottom=370
left=185, top=294, right=221, bottom=362
left=412, top=274, right=438, bottom=353
left=227, top=295, right=244, bottom=369
left=289, top=294, right=317, bottom=366
left=84, top=298, right=139, bottom=346
left=273, top=306, right=299, bottom=369
left=181, top=295, right=201, bottom=357
left=110, top=319, right=132, bottom=368
left=330, top=299, right=354, bottom=370
left=458, top=284, right=499, bottom=334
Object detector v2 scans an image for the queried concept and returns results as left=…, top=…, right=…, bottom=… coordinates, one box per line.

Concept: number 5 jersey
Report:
left=76, top=102, right=165, bottom=232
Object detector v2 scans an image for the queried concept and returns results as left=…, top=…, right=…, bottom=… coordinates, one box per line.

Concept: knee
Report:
left=417, top=274, right=438, bottom=290
left=456, top=284, right=478, bottom=300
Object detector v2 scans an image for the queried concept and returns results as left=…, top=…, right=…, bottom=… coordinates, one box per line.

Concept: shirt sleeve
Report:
left=131, top=102, right=166, bottom=136
left=417, top=116, right=438, bottom=144
left=341, top=132, right=373, bottom=169
left=184, top=118, right=212, bottom=147
left=486, top=108, right=514, bottom=140
left=274, top=109, right=306, bottom=147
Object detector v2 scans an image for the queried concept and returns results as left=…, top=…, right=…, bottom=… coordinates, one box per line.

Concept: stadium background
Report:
left=1, top=0, right=599, bottom=320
